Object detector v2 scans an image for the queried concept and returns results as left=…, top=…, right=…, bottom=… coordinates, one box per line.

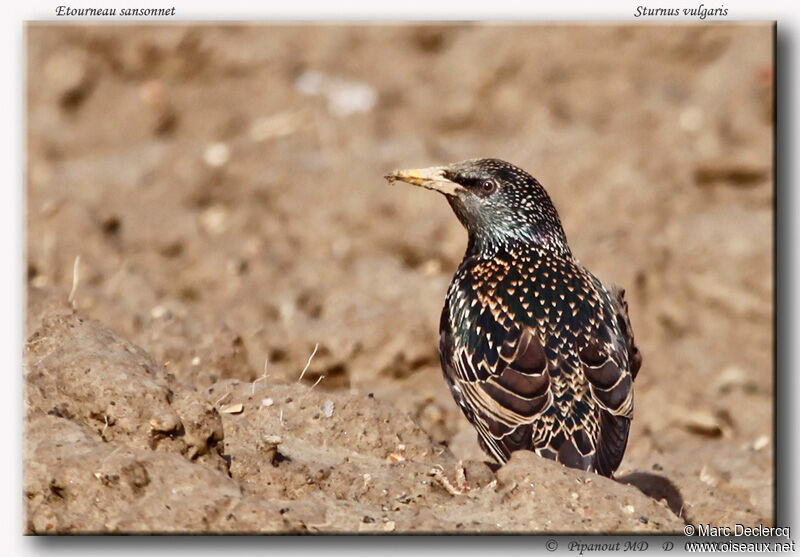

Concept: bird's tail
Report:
left=593, top=411, right=631, bottom=477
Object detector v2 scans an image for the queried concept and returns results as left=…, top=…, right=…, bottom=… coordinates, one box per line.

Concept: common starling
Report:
left=386, top=159, right=641, bottom=477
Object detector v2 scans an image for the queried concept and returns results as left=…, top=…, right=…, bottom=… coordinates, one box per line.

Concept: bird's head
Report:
left=386, top=158, right=570, bottom=257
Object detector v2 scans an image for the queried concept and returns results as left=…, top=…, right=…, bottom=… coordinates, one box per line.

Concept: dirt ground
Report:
left=23, top=23, right=774, bottom=534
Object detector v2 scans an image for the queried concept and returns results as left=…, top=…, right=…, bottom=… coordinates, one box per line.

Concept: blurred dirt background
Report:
left=24, top=23, right=774, bottom=533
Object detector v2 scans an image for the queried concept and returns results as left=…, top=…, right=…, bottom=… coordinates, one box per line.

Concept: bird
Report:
left=385, top=159, right=641, bottom=478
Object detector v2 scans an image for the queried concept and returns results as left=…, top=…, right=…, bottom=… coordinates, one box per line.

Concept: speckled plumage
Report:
left=387, top=158, right=641, bottom=477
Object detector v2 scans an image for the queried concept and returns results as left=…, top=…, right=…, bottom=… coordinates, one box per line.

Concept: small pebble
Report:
left=249, top=111, right=302, bottom=142
left=150, top=305, right=168, bottom=319
left=714, top=366, right=755, bottom=393
left=422, top=259, right=442, bottom=276
left=386, top=452, right=405, bottom=463
left=149, top=415, right=181, bottom=433
left=203, top=142, right=230, bottom=168
left=683, top=410, right=724, bottom=437
left=261, top=397, right=274, bottom=407
left=699, top=465, right=717, bottom=486
left=321, top=400, right=334, bottom=418
left=752, top=435, right=769, bottom=451
left=199, top=205, right=228, bottom=235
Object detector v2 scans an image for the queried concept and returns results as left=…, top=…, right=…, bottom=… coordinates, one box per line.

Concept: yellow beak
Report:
left=384, top=166, right=464, bottom=196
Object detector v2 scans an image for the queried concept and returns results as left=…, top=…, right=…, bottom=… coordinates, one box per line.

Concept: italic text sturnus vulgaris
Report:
left=634, top=5, right=729, bottom=19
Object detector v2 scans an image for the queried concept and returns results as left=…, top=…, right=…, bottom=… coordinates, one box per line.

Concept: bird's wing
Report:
left=590, top=284, right=641, bottom=475
left=441, top=257, right=557, bottom=463
left=444, top=321, right=553, bottom=463
left=553, top=271, right=638, bottom=475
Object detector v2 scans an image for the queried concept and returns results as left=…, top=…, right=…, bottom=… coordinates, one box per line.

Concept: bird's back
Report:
left=439, top=246, right=640, bottom=476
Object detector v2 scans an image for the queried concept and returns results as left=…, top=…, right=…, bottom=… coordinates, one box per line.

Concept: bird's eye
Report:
left=481, top=180, right=496, bottom=194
